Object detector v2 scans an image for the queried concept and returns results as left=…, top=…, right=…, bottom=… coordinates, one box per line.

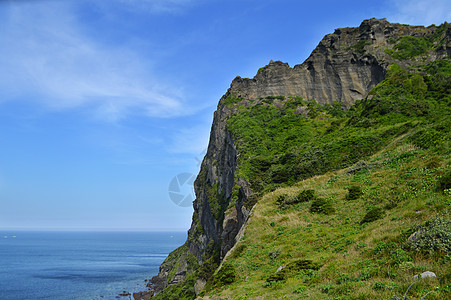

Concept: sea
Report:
left=0, top=230, right=187, bottom=300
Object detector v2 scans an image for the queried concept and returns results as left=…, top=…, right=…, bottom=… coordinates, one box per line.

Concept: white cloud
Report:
left=0, top=1, right=187, bottom=121
left=387, top=0, right=451, bottom=26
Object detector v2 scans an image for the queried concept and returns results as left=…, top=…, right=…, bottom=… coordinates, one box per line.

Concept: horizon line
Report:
left=0, top=227, right=188, bottom=232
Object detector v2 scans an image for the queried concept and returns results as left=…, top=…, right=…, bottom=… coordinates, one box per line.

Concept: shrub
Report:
left=277, top=189, right=317, bottom=208
left=297, top=189, right=316, bottom=202
left=405, top=218, right=451, bottom=254
left=346, top=185, right=363, bottom=200
left=437, top=169, right=451, bottom=192
left=197, top=241, right=220, bottom=280
left=373, top=282, right=386, bottom=291
left=266, top=259, right=320, bottom=283
left=350, top=40, right=371, bottom=54
left=230, top=244, right=246, bottom=259
left=212, top=262, right=236, bottom=287
left=276, top=194, right=288, bottom=206
left=360, top=207, right=385, bottom=224
left=310, top=198, right=335, bottom=215
left=321, top=284, right=335, bottom=294
left=269, top=249, right=281, bottom=260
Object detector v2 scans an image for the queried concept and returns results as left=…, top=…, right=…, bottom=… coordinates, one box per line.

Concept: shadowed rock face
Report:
left=151, top=18, right=450, bottom=294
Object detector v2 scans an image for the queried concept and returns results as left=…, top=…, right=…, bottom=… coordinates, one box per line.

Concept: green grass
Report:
left=204, top=144, right=450, bottom=299
left=384, top=23, right=450, bottom=61
left=385, top=36, right=432, bottom=60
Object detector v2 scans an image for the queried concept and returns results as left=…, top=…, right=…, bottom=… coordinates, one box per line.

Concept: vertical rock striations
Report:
left=151, top=18, right=450, bottom=296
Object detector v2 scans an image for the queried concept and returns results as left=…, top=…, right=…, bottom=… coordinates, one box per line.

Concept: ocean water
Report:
left=0, top=231, right=186, bottom=300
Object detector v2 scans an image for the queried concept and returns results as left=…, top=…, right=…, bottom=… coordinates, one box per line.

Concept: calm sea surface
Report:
left=0, top=231, right=186, bottom=300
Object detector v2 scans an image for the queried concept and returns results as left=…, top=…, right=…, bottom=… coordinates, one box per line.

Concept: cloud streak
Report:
left=115, top=0, right=202, bottom=14
left=0, top=1, right=187, bottom=121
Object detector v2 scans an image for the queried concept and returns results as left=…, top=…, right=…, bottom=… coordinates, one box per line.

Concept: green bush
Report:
left=310, top=198, right=335, bottom=215
left=277, top=189, right=317, bottom=208
left=197, top=241, right=220, bottom=280
left=346, top=185, right=363, bottom=200
left=360, top=207, right=385, bottom=224
left=297, top=189, right=316, bottom=202
left=266, top=259, right=320, bottom=283
left=268, top=249, right=281, bottom=260
left=276, top=194, right=288, bottom=206
left=212, top=262, right=236, bottom=287
left=437, top=170, right=451, bottom=192
left=405, top=218, right=451, bottom=254
left=230, top=244, right=246, bottom=259
left=373, top=282, right=386, bottom=291
left=349, top=40, right=371, bottom=54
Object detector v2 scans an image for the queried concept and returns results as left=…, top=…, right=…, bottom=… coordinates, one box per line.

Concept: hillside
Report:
left=149, top=18, right=451, bottom=299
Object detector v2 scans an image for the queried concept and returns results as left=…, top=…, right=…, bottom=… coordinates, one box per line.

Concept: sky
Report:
left=0, top=0, right=449, bottom=231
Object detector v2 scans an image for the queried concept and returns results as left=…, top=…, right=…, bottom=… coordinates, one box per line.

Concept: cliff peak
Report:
left=227, top=18, right=449, bottom=107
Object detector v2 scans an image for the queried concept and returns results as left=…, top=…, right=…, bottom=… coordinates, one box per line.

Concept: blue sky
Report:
left=0, top=0, right=449, bottom=231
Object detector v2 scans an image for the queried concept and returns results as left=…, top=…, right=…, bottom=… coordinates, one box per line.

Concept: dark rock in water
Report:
left=133, top=291, right=152, bottom=300
left=119, top=291, right=131, bottom=296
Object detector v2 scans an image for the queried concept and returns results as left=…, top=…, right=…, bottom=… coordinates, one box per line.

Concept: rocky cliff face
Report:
left=231, top=18, right=449, bottom=107
left=151, top=18, right=450, bottom=295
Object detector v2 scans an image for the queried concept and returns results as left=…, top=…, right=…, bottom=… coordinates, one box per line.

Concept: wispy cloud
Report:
left=115, top=0, right=202, bottom=14
left=0, top=1, right=188, bottom=121
left=386, top=0, right=451, bottom=25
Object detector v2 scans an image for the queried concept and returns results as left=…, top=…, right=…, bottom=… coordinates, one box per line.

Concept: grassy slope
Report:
left=205, top=144, right=450, bottom=299
left=200, top=60, right=451, bottom=299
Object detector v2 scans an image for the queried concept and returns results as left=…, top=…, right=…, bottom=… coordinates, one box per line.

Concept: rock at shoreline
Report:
left=133, top=291, right=152, bottom=300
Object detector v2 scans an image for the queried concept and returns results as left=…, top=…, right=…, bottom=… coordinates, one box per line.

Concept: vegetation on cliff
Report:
left=152, top=19, right=450, bottom=299
left=155, top=57, right=450, bottom=299
left=226, top=59, right=450, bottom=197
left=200, top=59, right=450, bottom=299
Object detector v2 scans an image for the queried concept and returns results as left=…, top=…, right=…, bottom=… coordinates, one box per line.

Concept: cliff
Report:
left=150, top=18, right=450, bottom=298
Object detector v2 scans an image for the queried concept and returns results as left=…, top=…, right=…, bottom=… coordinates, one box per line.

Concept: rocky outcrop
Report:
left=231, top=18, right=449, bottom=107
left=151, top=18, right=450, bottom=295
